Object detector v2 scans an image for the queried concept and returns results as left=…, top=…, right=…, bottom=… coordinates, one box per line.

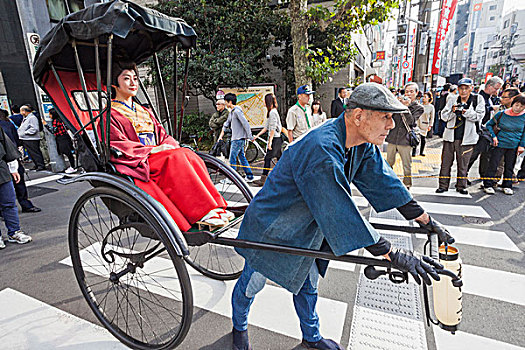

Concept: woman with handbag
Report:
left=483, top=94, right=525, bottom=195
left=416, top=92, right=435, bottom=156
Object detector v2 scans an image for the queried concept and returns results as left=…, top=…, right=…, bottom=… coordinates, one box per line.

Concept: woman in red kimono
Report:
left=105, top=61, right=233, bottom=231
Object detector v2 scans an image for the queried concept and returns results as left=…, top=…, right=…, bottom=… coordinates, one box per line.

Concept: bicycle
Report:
left=245, top=136, right=289, bottom=166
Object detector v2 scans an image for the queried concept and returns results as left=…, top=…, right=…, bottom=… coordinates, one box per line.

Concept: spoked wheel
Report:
left=244, top=140, right=258, bottom=163
left=184, top=153, right=253, bottom=280
left=69, top=186, right=193, bottom=350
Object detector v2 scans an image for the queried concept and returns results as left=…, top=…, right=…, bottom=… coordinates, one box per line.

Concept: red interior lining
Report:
left=43, top=70, right=107, bottom=131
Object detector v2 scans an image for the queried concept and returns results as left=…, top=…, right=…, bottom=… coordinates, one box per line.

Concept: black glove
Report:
left=418, top=216, right=455, bottom=245
left=389, top=247, right=443, bottom=285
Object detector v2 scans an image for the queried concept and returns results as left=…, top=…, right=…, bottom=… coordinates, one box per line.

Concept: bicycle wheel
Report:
left=184, top=153, right=253, bottom=280
left=244, top=140, right=258, bottom=163
left=69, top=186, right=193, bottom=350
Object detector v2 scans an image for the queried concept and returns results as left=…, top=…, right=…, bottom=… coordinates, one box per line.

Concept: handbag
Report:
left=401, top=113, right=420, bottom=147
left=492, top=112, right=504, bottom=135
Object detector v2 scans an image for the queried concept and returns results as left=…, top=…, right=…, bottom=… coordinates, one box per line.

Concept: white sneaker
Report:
left=7, top=231, right=32, bottom=244
left=0, top=237, right=5, bottom=249
left=503, top=188, right=514, bottom=195
left=484, top=187, right=495, bottom=195
left=64, top=167, right=76, bottom=174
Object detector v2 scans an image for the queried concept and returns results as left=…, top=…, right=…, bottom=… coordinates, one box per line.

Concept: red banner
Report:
left=431, top=0, right=458, bottom=75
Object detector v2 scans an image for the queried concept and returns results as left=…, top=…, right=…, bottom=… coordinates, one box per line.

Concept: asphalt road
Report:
left=0, top=147, right=524, bottom=350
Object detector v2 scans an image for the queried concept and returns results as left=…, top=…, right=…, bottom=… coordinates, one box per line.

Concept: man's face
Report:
left=20, top=106, right=29, bottom=116
left=298, top=93, right=310, bottom=106
left=404, top=85, right=418, bottom=102
left=458, top=85, right=472, bottom=99
left=225, top=100, right=234, bottom=109
left=356, top=109, right=395, bottom=145
left=216, top=101, right=225, bottom=112
left=485, top=83, right=502, bottom=96
left=500, top=92, right=514, bottom=108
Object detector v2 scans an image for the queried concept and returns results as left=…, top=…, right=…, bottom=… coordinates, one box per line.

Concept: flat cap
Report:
left=346, top=82, right=408, bottom=113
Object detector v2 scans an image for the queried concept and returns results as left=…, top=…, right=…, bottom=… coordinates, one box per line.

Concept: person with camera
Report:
left=436, top=78, right=485, bottom=195
left=385, top=82, right=424, bottom=189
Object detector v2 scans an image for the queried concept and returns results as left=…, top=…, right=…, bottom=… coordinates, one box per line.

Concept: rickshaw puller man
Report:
left=231, top=83, right=455, bottom=350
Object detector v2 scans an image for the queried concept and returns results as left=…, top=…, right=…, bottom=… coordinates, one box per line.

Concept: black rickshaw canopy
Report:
left=33, top=0, right=197, bottom=84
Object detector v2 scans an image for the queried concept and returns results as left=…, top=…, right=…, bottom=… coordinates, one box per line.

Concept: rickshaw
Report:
left=32, top=1, right=462, bottom=349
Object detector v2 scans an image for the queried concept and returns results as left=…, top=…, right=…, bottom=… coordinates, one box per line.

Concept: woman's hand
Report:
left=492, top=137, right=498, bottom=147
left=151, top=143, right=176, bottom=154
left=518, top=146, right=524, bottom=155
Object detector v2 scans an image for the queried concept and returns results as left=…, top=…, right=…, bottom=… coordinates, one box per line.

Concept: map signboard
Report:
left=217, top=85, right=275, bottom=128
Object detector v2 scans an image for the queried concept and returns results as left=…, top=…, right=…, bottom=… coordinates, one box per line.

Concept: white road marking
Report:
left=434, top=326, right=525, bottom=350
left=461, top=265, right=525, bottom=307
left=369, top=217, right=521, bottom=253
left=351, top=184, right=473, bottom=198
left=0, top=288, right=126, bottom=349
left=25, top=174, right=64, bottom=187
left=60, top=244, right=348, bottom=342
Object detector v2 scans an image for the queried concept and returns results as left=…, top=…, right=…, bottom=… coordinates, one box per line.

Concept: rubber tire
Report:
left=69, top=186, right=193, bottom=350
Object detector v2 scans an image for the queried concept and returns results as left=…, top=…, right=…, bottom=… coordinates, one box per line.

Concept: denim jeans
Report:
left=229, top=139, right=253, bottom=179
left=0, top=181, right=21, bottom=235
left=231, top=261, right=321, bottom=342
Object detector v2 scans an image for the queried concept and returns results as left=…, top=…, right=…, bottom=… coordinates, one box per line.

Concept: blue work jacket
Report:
left=236, top=114, right=413, bottom=294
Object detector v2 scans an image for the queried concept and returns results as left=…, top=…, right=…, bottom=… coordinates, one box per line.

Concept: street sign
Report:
left=376, top=51, right=385, bottom=61
left=402, top=61, right=410, bottom=69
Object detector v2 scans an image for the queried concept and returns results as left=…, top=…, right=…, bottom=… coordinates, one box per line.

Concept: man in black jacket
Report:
left=0, top=127, right=32, bottom=248
left=330, top=88, right=347, bottom=118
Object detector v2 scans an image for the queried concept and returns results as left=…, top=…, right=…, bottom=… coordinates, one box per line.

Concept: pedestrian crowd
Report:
left=0, top=103, right=79, bottom=249
left=208, top=75, right=525, bottom=198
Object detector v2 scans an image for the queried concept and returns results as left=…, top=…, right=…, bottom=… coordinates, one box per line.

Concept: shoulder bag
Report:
left=401, top=113, right=420, bottom=147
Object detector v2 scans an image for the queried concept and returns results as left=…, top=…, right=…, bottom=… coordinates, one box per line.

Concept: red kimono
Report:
left=104, top=102, right=227, bottom=231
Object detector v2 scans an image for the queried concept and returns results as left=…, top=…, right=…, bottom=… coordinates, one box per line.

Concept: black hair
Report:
left=443, top=83, right=451, bottom=92
left=503, top=87, right=520, bottom=99
left=111, top=60, right=138, bottom=87
left=311, top=100, right=323, bottom=114
left=424, top=91, right=433, bottom=103
left=511, top=93, right=525, bottom=106
left=11, top=104, right=20, bottom=113
left=0, top=109, right=9, bottom=121
left=49, top=108, right=60, bottom=119
left=224, top=93, right=237, bottom=105
left=338, top=87, right=346, bottom=95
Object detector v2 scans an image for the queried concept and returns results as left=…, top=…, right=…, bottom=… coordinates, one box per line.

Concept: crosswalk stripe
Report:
left=60, top=244, right=348, bottom=342
left=355, top=196, right=490, bottom=218
left=0, top=288, right=125, bottom=349
left=369, top=217, right=521, bottom=253
left=461, top=265, right=525, bottom=307
left=433, top=326, right=525, bottom=350
left=25, top=174, right=64, bottom=187
left=351, top=184, right=473, bottom=198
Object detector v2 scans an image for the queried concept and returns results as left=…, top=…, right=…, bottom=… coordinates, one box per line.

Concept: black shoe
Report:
left=456, top=188, right=468, bottom=195
left=466, top=180, right=471, bottom=186
left=301, top=338, right=345, bottom=350
left=435, top=188, right=447, bottom=193
left=420, top=153, right=426, bottom=157
left=22, top=207, right=41, bottom=213
left=35, top=166, right=46, bottom=171
left=232, top=328, right=251, bottom=350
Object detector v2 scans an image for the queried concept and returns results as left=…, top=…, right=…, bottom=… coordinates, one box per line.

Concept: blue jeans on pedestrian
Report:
left=229, top=139, right=253, bottom=179
left=0, top=181, right=21, bottom=236
left=231, top=261, right=322, bottom=342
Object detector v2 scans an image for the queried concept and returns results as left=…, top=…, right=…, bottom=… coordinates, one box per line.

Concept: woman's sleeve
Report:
left=486, top=115, right=497, bottom=138
left=150, top=110, right=180, bottom=148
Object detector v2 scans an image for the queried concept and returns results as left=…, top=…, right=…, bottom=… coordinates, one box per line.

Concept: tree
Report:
left=152, top=0, right=287, bottom=102
left=288, top=0, right=400, bottom=89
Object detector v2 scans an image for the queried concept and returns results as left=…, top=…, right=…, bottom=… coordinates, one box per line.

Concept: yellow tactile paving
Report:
left=381, top=147, right=441, bottom=176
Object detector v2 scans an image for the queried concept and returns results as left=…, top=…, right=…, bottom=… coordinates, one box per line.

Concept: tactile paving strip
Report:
left=348, top=231, right=427, bottom=350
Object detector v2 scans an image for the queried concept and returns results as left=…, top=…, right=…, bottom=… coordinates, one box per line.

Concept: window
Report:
left=504, top=20, right=510, bottom=28
left=490, top=16, right=495, bottom=21
left=489, top=5, right=496, bottom=11
left=46, top=0, right=85, bottom=22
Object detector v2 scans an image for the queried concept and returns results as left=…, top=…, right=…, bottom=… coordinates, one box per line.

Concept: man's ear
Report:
left=351, top=108, right=364, bottom=126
